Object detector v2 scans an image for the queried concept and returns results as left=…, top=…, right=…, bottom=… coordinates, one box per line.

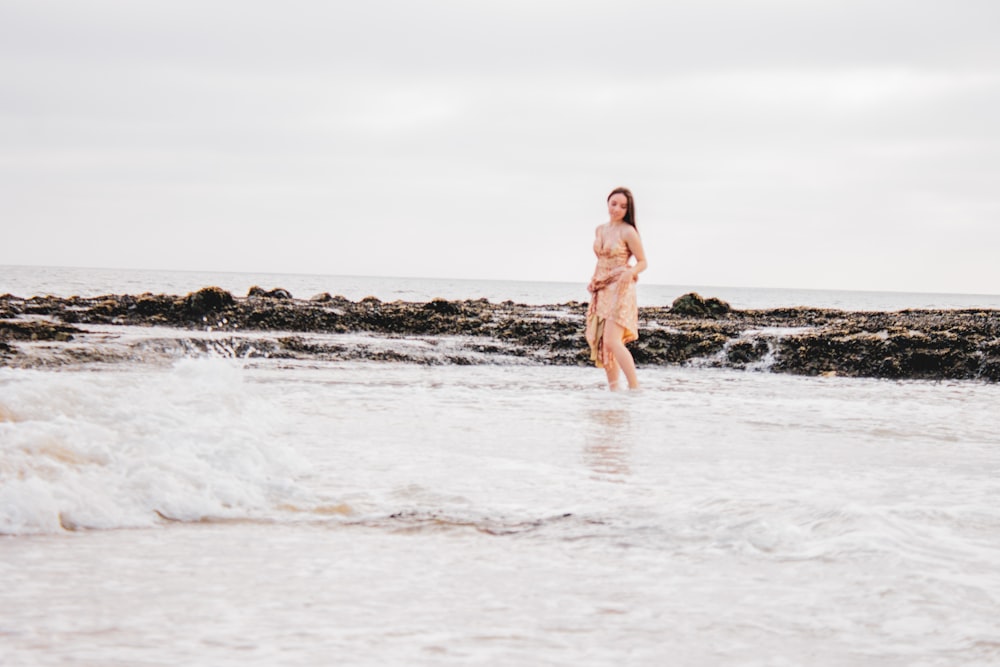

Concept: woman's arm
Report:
left=623, top=227, right=648, bottom=280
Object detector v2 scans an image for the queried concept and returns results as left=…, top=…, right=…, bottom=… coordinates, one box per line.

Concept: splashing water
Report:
left=0, top=358, right=310, bottom=533
left=2, top=354, right=1000, bottom=665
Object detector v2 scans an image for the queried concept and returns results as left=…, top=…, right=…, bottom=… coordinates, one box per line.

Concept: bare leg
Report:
left=603, top=320, right=640, bottom=389
left=603, top=359, right=621, bottom=390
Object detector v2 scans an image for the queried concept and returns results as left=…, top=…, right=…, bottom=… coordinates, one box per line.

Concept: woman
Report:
left=586, top=187, right=648, bottom=390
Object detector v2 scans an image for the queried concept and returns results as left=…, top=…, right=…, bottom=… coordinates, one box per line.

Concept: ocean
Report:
left=2, top=266, right=1000, bottom=666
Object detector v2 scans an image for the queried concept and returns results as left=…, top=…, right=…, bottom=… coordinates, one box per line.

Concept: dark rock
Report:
left=2, top=290, right=998, bottom=383
left=248, top=286, right=292, bottom=299
left=705, top=297, right=731, bottom=316
left=278, top=336, right=328, bottom=354
left=670, top=292, right=731, bottom=317
left=979, top=358, right=1000, bottom=382
left=423, top=299, right=460, bottom=315
left=184, top=287, right=234, bottom=317
left=135, top=294, right=175, bottom=316
left=0, top=320, right=81, bottom=342
left=726, top=339, right=770, bottom=364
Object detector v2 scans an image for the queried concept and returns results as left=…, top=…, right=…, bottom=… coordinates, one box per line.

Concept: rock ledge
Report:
left=1, top=289, right=997, bottom=381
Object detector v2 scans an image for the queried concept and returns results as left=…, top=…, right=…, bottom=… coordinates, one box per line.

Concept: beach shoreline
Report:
left=2, top=287, right=998, bottom=382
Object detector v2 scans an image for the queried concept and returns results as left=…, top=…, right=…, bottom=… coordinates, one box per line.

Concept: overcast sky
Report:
left=2, top=0, right=998, bottom=294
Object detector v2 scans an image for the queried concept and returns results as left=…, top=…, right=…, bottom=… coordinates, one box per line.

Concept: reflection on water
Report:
left=583, top=408, right=632, bottom=480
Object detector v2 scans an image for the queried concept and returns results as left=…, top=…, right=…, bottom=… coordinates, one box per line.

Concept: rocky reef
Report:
left=1, top=287, right=998, bottom=382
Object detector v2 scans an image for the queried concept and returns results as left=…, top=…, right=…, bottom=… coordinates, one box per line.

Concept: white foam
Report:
left=0, top=358, right=311, bottom=534
left=3, top=361, right=1000, bottom=664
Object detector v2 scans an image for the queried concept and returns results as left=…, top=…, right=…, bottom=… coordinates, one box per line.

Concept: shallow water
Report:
left=3, top=358, right=1000, bottom=665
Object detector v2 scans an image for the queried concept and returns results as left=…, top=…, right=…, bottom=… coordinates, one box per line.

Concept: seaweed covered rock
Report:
left=184, top=287, right=234, bottom=316
left=1, top=289, right=998, bottom=382
left=0, top=319, right=81, bottom=342
left=423, top=299, right=460, bottom=315
left=248, top=286, right=293, bottom=300
left=670, top=292, right=731, bottom=318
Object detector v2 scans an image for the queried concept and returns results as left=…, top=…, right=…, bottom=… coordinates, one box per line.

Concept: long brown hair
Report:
left=608, top=187, right=636, bottom=229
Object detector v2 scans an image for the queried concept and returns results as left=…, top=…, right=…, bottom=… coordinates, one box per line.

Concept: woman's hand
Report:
left=617, top=267, right=639, bottom=282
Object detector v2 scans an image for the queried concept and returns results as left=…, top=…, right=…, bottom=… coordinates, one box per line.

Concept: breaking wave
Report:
left=0, top=358, right=311, bottom=534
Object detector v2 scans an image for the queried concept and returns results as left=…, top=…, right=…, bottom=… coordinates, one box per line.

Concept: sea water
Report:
left=2, top=267, right=1000, bottom=666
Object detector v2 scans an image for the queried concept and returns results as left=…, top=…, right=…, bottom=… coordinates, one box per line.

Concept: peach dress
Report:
left=586, top=229, right=639, bottom=372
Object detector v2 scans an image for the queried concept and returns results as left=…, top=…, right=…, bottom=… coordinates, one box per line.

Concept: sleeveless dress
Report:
left=585, top=229, right=639, bottom=372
